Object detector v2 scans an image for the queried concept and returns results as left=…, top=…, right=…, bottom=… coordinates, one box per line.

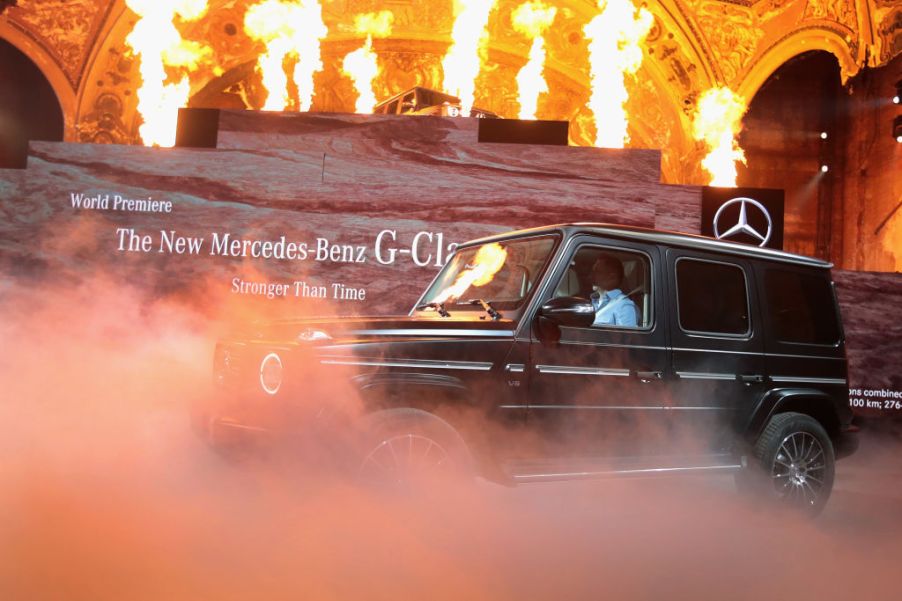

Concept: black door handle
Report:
left=739, top=374, right=765, bottom=384
left=636, top=371, right=663, bottom=382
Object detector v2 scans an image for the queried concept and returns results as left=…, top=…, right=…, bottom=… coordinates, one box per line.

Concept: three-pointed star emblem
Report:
left=713, top=197, right=773, bottom=247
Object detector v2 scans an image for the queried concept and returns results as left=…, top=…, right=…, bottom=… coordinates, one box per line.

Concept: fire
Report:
left=244, top=2, right=292, bottom=111
left=692, top=87, right=748, bottom=187
left=882, top=212, right=902, bottom=272
left=244, top=0, right=327, bottom=111
left=434, top=243, right=508, bottom=304
left=442, top=0, right=497, bottom=116
left=583, top=0, right=653, bottom=148
left=511, top=2, right=557, bottom=120
left=124, top=0, right=212, bottom=147
left=342, top=11, right=394, bottom=114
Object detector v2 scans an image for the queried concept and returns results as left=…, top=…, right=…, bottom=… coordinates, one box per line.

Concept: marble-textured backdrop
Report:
left=834, top=270, right=902, bottom=398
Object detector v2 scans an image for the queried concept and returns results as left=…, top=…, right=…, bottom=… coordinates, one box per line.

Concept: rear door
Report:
left=665, top=249, right=766, bottom=453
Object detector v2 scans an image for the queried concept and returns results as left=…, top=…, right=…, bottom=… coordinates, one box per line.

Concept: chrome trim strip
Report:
left=666, top=406, right=733, bottom=411
left=348, top=329, right=514, bottom=338
left=770, top=376, right=847, bottom=385
left=320, top=358, right=493, bottom=371
left=505, top=364, right=525, bottom=373
left=765, top=352, right=844, bottom=361
left=676, top=347, right=843, bottom=360
left=527, top=405, right=665, bottom=410
left=672, top=347, right=760, bottom=356
left=215, top=421, right=269, bottom=433
left=676, top=371, right=736, bottom=381
left=512, top=464, right=743, bottom=481
left=535, top=365, right=630, bottom=377
left=558, top=341, right=667, bottom=351
left=525, top=405, right=731, bottom=411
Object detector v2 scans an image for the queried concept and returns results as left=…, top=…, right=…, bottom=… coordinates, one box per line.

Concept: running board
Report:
left=215, top=418, right=269, bottom=434
left=505, top=455, right=745, bottom=483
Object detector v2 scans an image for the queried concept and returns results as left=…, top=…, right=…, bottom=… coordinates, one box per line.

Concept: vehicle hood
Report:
left=234, top=314, right=518, bottom=347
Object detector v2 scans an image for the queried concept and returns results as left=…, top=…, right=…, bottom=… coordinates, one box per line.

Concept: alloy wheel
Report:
left=770, top=431, right=827, bottom=508
left=359, top=433, right=452, bottom=484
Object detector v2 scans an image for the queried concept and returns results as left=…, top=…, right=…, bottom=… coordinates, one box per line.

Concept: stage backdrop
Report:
left=0, top=111, right=898, bottom=418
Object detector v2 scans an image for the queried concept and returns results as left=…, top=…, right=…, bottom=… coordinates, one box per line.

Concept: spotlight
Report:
left=894, top=115, right=902, bottom=142
left=820, top=165, right=829, bottom=173
left=820, top=131, right=828, bottom=140
left=895, top=80, right=902, bottom=104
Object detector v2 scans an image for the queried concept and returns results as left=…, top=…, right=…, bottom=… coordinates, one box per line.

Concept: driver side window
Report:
left=554, top=246, right=652, bottom=329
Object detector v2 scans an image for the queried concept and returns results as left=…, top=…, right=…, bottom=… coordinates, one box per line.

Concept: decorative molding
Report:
left=803, top=0, right=858, bottom=33
left=671, top=0, right=723, bottom=83
left=5, top=0, right=113, bottom=89
left=872, top=3, right=901, bottom=64
left=686, top=0, right=765, bottom=84
left=740, top=24, right=860, bottom=97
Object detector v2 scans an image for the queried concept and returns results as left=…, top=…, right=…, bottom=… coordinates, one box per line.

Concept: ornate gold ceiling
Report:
left=1, top=0, right=899, bottom=183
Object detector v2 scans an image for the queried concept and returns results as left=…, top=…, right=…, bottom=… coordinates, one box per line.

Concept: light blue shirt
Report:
left=591, top=289, right=639, bottom=327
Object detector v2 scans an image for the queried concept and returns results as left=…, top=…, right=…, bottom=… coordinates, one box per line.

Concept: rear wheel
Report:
left=744, top=412, right=835, bottom=515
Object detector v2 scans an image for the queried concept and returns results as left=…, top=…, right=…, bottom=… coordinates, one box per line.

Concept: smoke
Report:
left=1, top=276, right=901, bottom=601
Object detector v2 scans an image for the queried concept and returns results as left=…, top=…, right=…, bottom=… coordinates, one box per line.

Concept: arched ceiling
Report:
left=1, top=0, right=899, bottom=183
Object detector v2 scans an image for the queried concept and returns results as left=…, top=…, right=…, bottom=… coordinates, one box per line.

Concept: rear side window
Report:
left=676, top=259, right=749, bottom=335
left=764, top=268, right=840, bottom=345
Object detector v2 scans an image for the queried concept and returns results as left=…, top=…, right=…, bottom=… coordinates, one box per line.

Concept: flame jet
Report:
left=584, top=0, right=653, bottom=148
left=442, top=0, right=497, bottom=117
left=342, top=11, right=394, bottom=114
left=693, top=87, right=748, bottom=187
left=124, top=0, right=212, bottom=147
left=244, top=0, right=328, bottom=111
left=433, top=243, right=508, bottom=304
left=511, top=2, right=557, bottom=120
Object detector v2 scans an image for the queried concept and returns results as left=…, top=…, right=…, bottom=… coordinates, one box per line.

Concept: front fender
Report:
left=351, top=371, right=472, bottom=408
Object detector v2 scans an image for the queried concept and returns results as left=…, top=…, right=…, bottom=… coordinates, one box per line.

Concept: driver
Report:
left=590, top=255, right=638, bottom=327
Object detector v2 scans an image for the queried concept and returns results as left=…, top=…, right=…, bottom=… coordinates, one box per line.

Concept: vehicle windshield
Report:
left=417, top=235, right=558, bottom=314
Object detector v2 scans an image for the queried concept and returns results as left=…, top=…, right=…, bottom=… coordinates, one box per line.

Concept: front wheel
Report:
left=744, top=412, right=835, bottom=516
left=355, top=408, right=473, bottom=488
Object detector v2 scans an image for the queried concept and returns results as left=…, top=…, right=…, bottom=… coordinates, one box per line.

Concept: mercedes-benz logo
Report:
left=713, top=197, right=773, bottom=247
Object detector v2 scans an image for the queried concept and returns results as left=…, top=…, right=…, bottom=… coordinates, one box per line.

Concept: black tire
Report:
left=355, top=408, right=473, bottom=488
left=744, top=412, right=835, bottom=516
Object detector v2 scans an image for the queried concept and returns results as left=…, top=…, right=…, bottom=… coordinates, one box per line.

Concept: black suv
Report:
left=202, top=224, right=855, bottom=514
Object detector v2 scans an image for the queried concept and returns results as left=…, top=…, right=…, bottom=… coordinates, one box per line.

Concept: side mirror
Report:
left=538, top=296, right=595, bottom=328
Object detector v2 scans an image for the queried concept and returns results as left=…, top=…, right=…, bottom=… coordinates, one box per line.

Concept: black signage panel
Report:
left=701, top=186, right=784, bottom=250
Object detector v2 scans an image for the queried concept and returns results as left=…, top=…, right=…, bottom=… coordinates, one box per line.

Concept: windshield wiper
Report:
left=468, top=298, right=502, bottom=320
left=416, top=302, right=450, bottom=317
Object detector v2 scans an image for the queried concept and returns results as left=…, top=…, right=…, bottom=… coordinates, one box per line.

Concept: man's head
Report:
left=591, top=255, right=624, bottom=292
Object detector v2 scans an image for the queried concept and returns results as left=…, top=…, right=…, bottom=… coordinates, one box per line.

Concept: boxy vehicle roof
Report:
left=464, top=223, right=833, bottom=269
